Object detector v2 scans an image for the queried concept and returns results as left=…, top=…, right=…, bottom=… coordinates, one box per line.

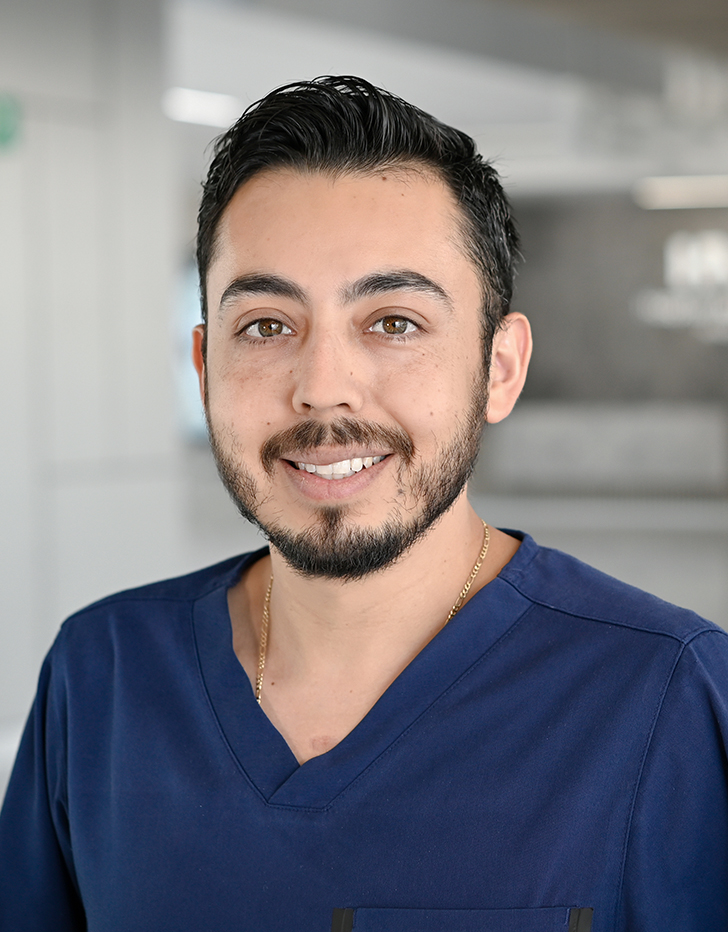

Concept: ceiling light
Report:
left=633, top=175, right=728, bottom=210
left=162, top=87, right=243, bottom=128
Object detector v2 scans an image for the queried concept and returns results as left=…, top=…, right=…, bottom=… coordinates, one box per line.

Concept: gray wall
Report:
left=512, top=194, right=728, bottom=402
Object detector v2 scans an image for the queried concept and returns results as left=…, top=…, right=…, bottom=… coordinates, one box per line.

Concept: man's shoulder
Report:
left=60, top=547, right=267, bottom=632
left=500, top=532, right=724, bottom=645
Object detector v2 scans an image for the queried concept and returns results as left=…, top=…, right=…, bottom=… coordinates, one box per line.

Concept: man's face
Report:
left=197, top=167, right=489, bottom=578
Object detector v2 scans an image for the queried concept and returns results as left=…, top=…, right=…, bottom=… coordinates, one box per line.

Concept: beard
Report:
left=206, top=378, right=488, bottom=581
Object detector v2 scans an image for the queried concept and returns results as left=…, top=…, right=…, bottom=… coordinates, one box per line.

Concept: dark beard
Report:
left=207, top=380, right=487, bottom=580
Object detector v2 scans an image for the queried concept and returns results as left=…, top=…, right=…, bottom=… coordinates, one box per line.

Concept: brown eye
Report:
left=244, top=318, right=291, bottom=338
left=372, top=316, right=416, bottom=335
left=382, top=316, right=407, bottom=334
left=257, top=318, right=283, bottom=337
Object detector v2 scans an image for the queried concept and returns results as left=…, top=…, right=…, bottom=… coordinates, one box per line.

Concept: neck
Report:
left=236, top=494, right=517, bottom=674
left=228, top=493, right=520, bottom=762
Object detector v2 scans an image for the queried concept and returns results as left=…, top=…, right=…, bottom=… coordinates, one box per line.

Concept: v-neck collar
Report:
left=192, top=533, right=537, bottom=810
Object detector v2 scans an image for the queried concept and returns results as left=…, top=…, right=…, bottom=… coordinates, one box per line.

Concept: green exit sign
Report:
left=0, top=94, right=21, bottom=149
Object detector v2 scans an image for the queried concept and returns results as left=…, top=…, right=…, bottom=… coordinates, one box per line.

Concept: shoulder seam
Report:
left=60, top=551, right=264, bottom=625
left=499, top=575, right=713, bottom=645
left=61, top=589, right=221, bottom=628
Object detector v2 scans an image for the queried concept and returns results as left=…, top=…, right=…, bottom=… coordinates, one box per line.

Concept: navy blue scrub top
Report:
left=1, top=533, right=728, bottom=931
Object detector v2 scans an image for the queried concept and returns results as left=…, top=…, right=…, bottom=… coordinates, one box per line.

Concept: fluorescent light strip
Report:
left=162, top=87, right=243, bottom=128
left=633, top=175, right=728, bottom=210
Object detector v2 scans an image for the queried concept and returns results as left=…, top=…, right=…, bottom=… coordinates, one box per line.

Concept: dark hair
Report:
left=197, top=75, right=519, bottom=351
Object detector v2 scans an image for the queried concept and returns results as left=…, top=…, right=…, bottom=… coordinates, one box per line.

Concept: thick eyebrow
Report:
left=217, top=273, right=308, bottom=316
left=341, top=270, right=454, bottom=313
left=217, top=269, right=453, bottom=316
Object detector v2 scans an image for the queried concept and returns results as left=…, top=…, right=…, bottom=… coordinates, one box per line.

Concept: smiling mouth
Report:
left=290, top=455, right=388, bottom=480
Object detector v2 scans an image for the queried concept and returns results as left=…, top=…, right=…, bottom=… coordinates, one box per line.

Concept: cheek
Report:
left=379, top=353, right=472, bottom=438
left=207, top=344, right=291, bottom=413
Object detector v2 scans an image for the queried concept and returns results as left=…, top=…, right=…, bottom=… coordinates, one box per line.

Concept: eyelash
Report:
left=239, top=318, right=293, bottom=341
left=368, top=315, right=420, bottom=339
left=237, top=314, right=420, bottom=343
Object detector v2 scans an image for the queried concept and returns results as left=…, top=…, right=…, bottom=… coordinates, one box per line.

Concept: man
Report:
left=1, top=76, right=727, bottom=931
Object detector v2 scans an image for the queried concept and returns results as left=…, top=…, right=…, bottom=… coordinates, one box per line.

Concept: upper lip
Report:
left=283, top=449, right=390, bottom=466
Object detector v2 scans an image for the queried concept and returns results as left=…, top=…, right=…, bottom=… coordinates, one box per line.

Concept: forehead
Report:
left=208, top=167, right=478, bottom=296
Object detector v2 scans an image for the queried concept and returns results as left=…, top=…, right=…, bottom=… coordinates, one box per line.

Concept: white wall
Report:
left=0, top=0, right=231, bottom=793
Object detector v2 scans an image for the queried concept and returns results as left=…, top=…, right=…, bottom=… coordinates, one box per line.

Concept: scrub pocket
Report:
left=331, top=906, right=593, bottom=932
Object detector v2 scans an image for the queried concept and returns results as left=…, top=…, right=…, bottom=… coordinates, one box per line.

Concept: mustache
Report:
left=260, top=418, right=415, bottom=475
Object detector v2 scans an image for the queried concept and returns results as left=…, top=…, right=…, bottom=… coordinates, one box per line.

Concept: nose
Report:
left=291, top=327, right=366, bottom=416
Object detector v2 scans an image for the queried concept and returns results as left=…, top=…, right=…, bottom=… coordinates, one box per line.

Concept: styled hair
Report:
left=197, top=75, right=519, bottom=354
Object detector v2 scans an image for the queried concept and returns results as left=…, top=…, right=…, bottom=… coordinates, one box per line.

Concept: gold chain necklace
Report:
left=255, top=520, right=490, bottom=705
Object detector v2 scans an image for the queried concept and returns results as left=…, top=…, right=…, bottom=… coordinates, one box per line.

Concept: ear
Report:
left=486, top=312, right=532, bottom=424
left=191, top=324, right=207, bottom=408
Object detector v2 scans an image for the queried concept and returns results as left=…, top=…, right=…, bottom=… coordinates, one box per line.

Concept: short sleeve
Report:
left=0, top=648, right=85, bottom=931
left=619, top=629, right=728, bottom=930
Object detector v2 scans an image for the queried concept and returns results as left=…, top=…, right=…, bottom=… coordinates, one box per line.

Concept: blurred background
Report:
left=2, top=0, right=728, bottom=793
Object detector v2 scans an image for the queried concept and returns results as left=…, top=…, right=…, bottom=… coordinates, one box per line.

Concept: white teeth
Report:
left=295, top=455, right=386, bottom=479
